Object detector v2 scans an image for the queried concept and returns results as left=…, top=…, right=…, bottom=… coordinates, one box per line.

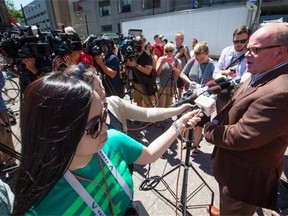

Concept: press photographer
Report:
left=52, top=27, right=93, bottom=71
left=125, top=35, right=157, bottom=107
left=85, top=35, right=123, bottom=97
left=0, top=26, right=52, bottom=95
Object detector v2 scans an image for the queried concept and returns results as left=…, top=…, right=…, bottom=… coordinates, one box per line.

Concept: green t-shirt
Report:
left=26, top=129, right=143, bottom=215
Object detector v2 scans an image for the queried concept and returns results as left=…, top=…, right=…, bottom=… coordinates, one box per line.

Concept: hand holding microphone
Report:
left=173, top=109, right=203, bottom=136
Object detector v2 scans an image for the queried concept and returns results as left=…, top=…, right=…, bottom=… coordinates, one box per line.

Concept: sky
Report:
left=12, top=0, right=33, bottom=10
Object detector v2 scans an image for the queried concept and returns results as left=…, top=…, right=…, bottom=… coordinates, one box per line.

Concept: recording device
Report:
left=172, top=79, right=240, bottom=108
left=84, top=35, right=113, bottom=56
left=163, top=57, right=173, bottom=63
left=194, top=94, right=216, bottom=116
left=0, top=26, right=82, bottom=70
left=0, top=26, right=50, bottom=61
left=119, top=35, right=141, bottom=62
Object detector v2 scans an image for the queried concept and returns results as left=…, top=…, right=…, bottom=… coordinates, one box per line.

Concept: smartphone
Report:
left=163, top=57, right=172, bottom=63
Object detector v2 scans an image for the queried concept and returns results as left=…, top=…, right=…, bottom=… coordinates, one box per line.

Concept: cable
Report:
left=127, top=122, right=153, bottom=131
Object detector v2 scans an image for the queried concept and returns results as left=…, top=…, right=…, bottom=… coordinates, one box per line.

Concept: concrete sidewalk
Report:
left=127, top=120, right=288, bottom=216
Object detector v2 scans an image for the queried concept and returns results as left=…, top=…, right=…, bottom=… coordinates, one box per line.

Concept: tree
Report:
left=5, top=0, right=23, bottom=23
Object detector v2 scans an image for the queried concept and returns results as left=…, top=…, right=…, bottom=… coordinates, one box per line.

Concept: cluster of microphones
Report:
left=172, top=77, right=241, bottom=116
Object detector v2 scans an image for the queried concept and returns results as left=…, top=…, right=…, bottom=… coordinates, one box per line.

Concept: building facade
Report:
left=22, top=0, right=71, bottom=32
left=21, top=0, right=288, bottom=38
left=0, top=0, right=12, bottom=31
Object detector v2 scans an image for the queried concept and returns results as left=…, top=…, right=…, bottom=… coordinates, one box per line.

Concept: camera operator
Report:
left=18, top=55, right=52, bottom=96
left=53, top=30, right=93, bottom=71
left=126, top=35, right=157, bottom=107
left=93, top=37, right=123, bottom=98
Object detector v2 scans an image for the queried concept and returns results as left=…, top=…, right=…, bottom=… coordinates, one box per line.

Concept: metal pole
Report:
left=85, top=14, right=89, bottom=35
left=20, top=4, right=27, bottom=25
left=252, top=0, right=263, bottom=33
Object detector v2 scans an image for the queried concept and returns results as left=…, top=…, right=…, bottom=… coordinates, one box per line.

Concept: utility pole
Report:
left=20, top=4, right=27, bottom=25
left=84, top=14, right=89, bottom=35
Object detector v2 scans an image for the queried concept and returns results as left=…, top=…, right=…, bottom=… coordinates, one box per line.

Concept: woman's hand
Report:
left=174, top=109, right=203, bottom=133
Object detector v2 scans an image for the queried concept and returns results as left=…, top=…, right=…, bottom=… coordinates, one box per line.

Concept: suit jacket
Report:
left=204, top=63, right=288, bottom=209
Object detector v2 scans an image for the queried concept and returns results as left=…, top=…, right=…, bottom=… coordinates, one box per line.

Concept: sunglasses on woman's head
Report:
left=84, top=103, right=108, bottom=139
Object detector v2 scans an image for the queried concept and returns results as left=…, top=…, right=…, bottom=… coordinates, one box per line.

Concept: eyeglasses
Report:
left=84, top=103, right=108, bottom=138
left=246, top=45, right=282, bottom=55
left=165, top=50, right=174, bottom=53
left=233, top=39, right=248, bottom=44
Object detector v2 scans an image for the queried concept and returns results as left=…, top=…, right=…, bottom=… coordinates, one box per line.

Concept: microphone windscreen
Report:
left=207, top=85, right=222, bottom=94
left=214, top=77, right=227, bottom=84
left=205, top=80, right=217, bottom=87
left=218, top=81, right=232, bottom=89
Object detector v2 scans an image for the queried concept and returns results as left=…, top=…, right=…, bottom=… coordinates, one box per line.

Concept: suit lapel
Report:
left=232, top=63, right=288, bottom=105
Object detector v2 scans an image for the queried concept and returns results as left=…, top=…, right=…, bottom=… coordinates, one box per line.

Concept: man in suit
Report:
left=204, top=23, right=288, bottom=215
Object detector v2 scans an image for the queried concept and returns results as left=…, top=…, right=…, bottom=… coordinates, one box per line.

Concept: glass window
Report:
left=73, top=1, right=83, bottom=12
left=118, top=0, right=132, bottom=13
left=101, top=25, right=113, bottom=33
left=99, top=0, right=111, bottom=16
left=142, top=0, right=160, bottom=9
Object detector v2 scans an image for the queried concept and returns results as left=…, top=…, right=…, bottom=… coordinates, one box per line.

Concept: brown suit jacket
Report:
left=204, top=63, right=288, bottom=209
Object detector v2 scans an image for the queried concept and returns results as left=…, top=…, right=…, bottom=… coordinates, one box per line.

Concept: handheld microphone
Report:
left=171, top=85, right=222, bottom=107
left=205, top=77, right=227, bottom=87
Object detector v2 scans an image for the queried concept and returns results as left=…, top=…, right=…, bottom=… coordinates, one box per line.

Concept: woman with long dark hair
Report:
left=13, top=72, right=202, bottom=215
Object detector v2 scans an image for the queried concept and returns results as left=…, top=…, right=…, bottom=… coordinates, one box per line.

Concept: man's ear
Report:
left=277, top=46, right=287, bottom=56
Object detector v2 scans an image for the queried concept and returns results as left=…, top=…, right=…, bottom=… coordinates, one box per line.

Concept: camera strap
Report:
left=225, top=53, right=245, bottom=70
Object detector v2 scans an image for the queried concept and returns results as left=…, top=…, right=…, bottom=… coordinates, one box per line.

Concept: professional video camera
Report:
left=48, top=30, right=83, bottom=59
left=84, top=35, right=113, bottom=56
left=119, top=35, right=142, bottom=62
left=0, top=26, right=51, bottom=61
left=0, top=26, right=54, bottom=74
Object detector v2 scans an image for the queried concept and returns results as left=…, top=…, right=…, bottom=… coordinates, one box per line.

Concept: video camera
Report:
left=119, top=35, right=142, bottom=62
left=84, top=35, right=113, bottom=56
left=0, top=26, right=50, bottom=60
left=0, top=26, right=54, bottom=73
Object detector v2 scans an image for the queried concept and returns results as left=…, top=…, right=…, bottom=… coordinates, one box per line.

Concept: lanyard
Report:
left=98, top=150, right=132, bottom=200
left=64, top=170, right=106, bottom=216
left=64, top=150, right=132, bottom=215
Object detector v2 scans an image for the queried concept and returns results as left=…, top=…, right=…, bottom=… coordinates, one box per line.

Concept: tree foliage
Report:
left=5, top=0, right=23, bottom=23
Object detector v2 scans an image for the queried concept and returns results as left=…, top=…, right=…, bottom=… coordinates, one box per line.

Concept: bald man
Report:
left=204, top=23, right=288, bottom=215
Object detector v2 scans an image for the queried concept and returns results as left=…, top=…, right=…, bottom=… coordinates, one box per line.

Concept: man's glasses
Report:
left=233, top=39, right=248, bottom=44
left=84, top=103, right=108, bottom=139
left=246, top=45, right=282, bottom=55
left=165, top=49, right=174, bottom=53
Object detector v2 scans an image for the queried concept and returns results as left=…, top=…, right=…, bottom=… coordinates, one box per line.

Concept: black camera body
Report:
left=84, top=35, right=112, bottom=56
left=119, top=36, right=141, bottom=62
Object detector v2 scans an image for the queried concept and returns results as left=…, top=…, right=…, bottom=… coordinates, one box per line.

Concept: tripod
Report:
left=156, top=70, right=178, bottom=107
left=140, top=128, right=214, bottom=215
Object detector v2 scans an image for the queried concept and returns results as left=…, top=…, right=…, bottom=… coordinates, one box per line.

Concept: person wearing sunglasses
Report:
left=217, top=25, right=251, bottom=81
left=65, top=63, right=193, bottom=134
left=12, top=72, right=202, bottom=215
left=204, top=23, right=288, bottom=215
left=66, top=63, right=194, bottom=174
left=215, top=25, right=252, bottom=112
left=156, top=42, right=182, bottom=109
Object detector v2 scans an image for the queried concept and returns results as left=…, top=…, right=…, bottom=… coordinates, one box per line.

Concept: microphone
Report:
left=171, top=85, right=222, bottom=107
left=205, top=77, right=227, bottom=87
